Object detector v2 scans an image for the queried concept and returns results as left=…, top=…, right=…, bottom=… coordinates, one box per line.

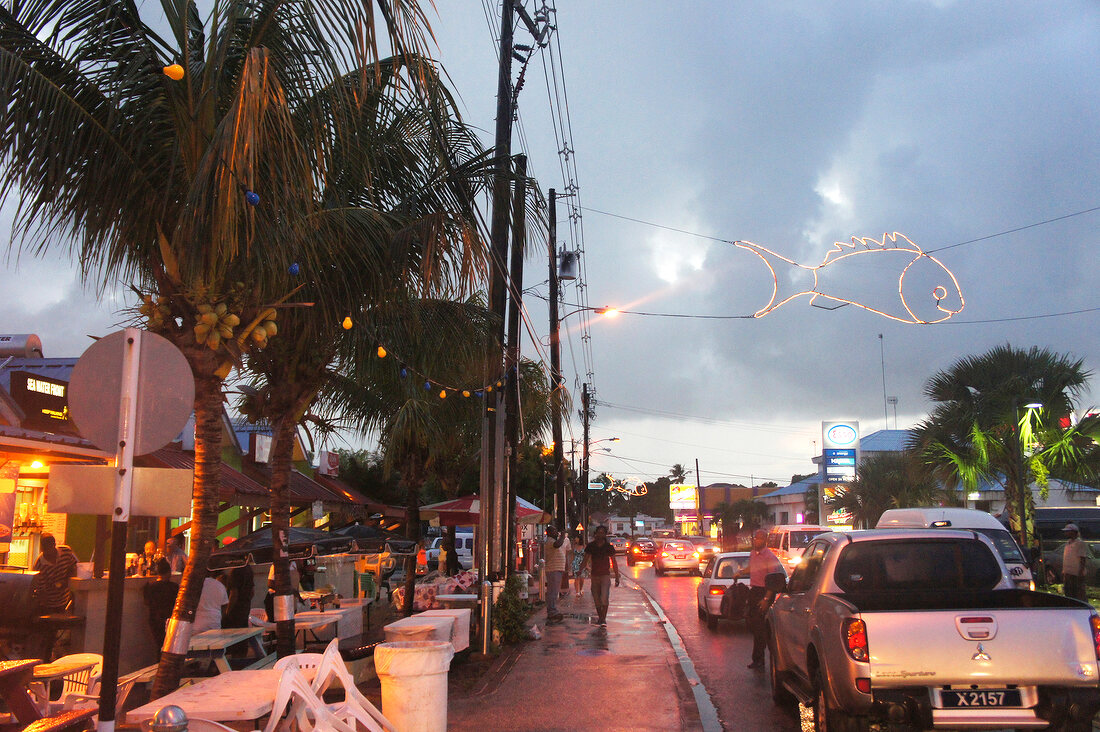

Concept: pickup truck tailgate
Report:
left=862, top=605, right=1099, bottom=687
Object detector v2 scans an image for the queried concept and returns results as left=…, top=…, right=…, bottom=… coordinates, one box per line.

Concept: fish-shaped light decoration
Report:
left=734, top=232, right=964, bottom=324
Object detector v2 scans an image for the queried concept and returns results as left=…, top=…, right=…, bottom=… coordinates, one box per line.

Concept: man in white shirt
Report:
left=543, top=526, right=569, bottom=621
left=193, top=570, right=229, bottom=635
left=1062, top=523, right=1089, bottom=602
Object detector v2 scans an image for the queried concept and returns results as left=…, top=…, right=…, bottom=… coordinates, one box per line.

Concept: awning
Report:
left=139, top=442, right=269, bottom=507
left=420, top=494, right=549, bottom=527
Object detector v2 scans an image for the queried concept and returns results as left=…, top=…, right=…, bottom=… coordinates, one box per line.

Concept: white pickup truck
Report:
left=766, top=529, right=1100, bottom=731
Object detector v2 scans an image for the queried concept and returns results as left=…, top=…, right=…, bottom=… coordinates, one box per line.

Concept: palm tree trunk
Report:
left=401, top=459, right=423, bottom=617
left=268, top=415, right=297, bottom=657
left=152, top=374, right=223, bottom=697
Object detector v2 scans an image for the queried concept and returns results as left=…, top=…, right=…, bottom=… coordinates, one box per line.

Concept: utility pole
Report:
left=548, top=190, right=566, bottom=534
left=503, top=155, right=527, bottom=575
left=580, top=383, right=591, bottom=532
left=479, top=0, right=515, bottom=590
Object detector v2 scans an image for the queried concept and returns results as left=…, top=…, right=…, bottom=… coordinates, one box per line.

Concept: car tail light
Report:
left=660, top=551, right=669, bottom=557
left=855, top=678, right=871, bottom=694
left=843, top=618, right=869, bottom=662
left=709, top=586, right=725, bottom=595
left=693, top=551, right=700, bottom=559
left=632, top=547, right=640, bottom=553
left=1091, top=615, right=1100, bottom=660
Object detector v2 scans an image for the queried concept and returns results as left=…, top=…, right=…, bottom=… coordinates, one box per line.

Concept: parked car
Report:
left=767, top=529, right=1100, bottom=730
left=696, top=551, right=751, bottom=630
left=627, top=537, right=657, bottom=566
left=654, top=539, right=700, bottom=576
left=609, top=536, right=630, bottom=554
left=685, top=535, right=722, bottom=567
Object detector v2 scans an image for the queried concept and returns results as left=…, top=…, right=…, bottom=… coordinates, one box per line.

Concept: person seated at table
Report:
left=31, top=533, right=79, bottom=614
left=135, top=540, right=163, bottom=577
left=221, top=565, right=254, bottom=629
left=166, top=533, right=187, bottom=574
left=143, top=558, right=178, bottom=646
left=193, top=568, right=229, bottom=635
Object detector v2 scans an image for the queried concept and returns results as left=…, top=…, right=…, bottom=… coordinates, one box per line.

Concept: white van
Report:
left=875, top=507, right=1033, bottom=589
left=766, top=524, right=829, bottom=572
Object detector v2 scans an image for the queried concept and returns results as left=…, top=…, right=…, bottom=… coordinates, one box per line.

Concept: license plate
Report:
left=940, top=689, right=1022, bottom=708
left=675, top=554, right=688, bottom=559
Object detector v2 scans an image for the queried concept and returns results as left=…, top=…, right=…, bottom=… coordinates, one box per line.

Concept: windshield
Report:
left=664, top=541, right=690, bottom=551
left=790, top=530, right=827, bottom=549
left=971, top=528, right=1025, bottom=564
left=834, top=538, right=1003, bottom=593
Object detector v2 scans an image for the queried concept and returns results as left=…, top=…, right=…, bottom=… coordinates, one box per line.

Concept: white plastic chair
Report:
left=273, top=652, right=325, bottom=682
left=56, top=676, right=136, bottom=720
left=312, top=640, right=394, bottom=732
left=263, top=666, right=357, bottom=732
left=33, top=653, right=102, bottom=713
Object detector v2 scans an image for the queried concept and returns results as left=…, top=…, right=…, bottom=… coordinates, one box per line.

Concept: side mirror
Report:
left=764, top=571, right=787, bottom=594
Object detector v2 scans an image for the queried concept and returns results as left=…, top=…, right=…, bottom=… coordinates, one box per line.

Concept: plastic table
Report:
left=125, top=669, right=282, bottom=726
left=383, top=615, right=455, bottom=644
left=416, top=609, right=471, bottom=652
left=188, top=627, right=271, bottom=674
left=296, top=605, right=362, bottom=640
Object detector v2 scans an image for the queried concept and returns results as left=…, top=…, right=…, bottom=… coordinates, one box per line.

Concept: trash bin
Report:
left=374, top=640, right=455, bottom=732
left=384, top=623, right=435, bottom=643
left=515, top=571, right=530, bottom=599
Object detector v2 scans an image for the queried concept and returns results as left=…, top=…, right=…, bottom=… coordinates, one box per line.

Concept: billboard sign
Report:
left=669, top=484, right=697, bottom=509
left=822, top=421, right=860, bottom=484
left=9, top=370, right=77, bottom=434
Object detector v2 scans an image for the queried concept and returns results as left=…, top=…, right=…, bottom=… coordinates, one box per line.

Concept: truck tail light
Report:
left=843, top=618, right=869, bottom=662
left=1091, top=615, right=1100, bottom=660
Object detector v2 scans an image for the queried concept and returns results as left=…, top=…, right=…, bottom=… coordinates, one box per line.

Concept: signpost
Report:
left=67, top=329, right=194, bottom=732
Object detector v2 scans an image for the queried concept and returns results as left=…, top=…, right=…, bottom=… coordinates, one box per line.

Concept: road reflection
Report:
left=626, top=559, right=810, bottom=731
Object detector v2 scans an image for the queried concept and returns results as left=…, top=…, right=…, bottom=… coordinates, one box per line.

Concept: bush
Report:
left=493, top=574, right=531, bottom=645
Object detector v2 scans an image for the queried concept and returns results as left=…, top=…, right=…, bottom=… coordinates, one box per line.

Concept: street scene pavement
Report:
left=448, top=561, right=815, bottom=732
left=449, top=573, right=699, bottom=731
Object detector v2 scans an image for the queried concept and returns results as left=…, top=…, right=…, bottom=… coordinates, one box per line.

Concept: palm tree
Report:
left=237, top=55, right=492, bottom=656
left=910, top=344, right=1093, bottom=544
left=826, top=452, right=947, bottom=528
left=0, top=0, right=440, bottom=694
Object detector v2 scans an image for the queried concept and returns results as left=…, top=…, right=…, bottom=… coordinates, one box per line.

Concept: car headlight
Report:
left=788, top=555, right=802, bottom=566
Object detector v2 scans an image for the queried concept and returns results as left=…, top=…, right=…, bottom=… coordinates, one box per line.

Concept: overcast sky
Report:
left=1, top=1, right=1098, bottom=492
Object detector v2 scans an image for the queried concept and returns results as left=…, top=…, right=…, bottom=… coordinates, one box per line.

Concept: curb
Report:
left=629, top=579, right=723, bottom=732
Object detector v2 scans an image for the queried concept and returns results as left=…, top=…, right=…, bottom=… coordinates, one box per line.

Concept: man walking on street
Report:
left=1062, top=523, right=1088, bottom=602
left=544, top=525, right=569, bottom=621
left=580, top=525, right=621, bottom=626
left=741, top=528, right=783, bottom=670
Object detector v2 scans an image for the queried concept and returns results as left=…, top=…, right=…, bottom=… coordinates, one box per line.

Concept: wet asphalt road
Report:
left=625, top=559, right=812, bottom=732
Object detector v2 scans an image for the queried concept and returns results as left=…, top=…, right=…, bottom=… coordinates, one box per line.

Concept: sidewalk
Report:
left=448, top=580, right=703, bottom=731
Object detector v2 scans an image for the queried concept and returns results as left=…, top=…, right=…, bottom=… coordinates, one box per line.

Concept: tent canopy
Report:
left=419, top=494, right=548, bottom=527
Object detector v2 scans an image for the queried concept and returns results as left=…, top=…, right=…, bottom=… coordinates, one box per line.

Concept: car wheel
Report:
left=697, top=604, right=706, bottom=620
left=813, top=666, right=865, bottom=732
left=706, top=611, right=718, bottom=630
left=767, top=633, right=796, bottom=707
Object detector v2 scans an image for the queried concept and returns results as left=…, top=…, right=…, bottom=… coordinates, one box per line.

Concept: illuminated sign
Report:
left=588, top=482, right=605, bottom=491
left=733, top=232, right=965, bottom=325
left=9, top=371, right=76, bottom=435
left=822, top=421, right=859, bottom=484
left=669, top=484, right=697, bottom=509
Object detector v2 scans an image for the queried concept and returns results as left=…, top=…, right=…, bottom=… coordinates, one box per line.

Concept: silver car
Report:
left=654, top=540, right=701, bottom=576
left=696, top=552, right=751, bottom=629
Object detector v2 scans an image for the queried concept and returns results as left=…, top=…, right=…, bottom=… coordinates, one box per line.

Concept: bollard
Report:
left=149, top=705, right=188, bottom=732
left=480, top=580, right=492, bottom=653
